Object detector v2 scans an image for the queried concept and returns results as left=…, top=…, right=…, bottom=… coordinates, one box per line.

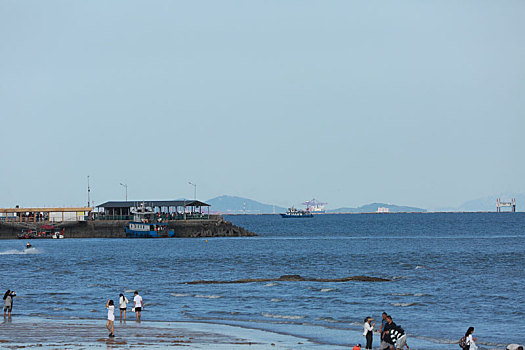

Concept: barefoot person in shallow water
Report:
left=106, top=299, right=115, bottom=337
left=3, top=290, right=16, bottom=318
left=133, top=291, right=144, bottom=321
left=119, top=293, right=129, bottom=320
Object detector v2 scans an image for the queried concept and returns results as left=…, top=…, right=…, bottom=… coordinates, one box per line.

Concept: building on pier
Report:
left=0, top=207, right=92, bottom=223
left=95, top=200, right=211, bottom=220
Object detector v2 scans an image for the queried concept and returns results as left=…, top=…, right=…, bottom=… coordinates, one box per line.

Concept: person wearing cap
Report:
left=363, top=316, right=375, bottom=350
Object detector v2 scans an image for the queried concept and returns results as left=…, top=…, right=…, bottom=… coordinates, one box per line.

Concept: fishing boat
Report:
left=124, top=203, right=175, bottom=238
left=18, top=226, right=65, bottom=239
left=280, top=207, right=313, bottom=218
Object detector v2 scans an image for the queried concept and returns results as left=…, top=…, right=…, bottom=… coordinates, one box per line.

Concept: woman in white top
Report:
left=363, top=316, right=375, bottom=350
left=464, top=327, right=477, bottom=350
left=119, top=293, right=129, bottom=320
left=106, top=299, right=115, bottom=337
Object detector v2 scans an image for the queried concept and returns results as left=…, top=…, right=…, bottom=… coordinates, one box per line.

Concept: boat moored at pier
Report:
left=124, top=203, right=175, bottom=238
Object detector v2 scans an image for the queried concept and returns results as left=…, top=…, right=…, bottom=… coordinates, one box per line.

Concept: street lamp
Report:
left=120, top=183, right=128, bottom=201
left=188, top=181, right=196, bottom=200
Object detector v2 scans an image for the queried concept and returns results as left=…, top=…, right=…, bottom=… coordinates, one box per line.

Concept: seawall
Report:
left=0, top=216, right=256, bottom=239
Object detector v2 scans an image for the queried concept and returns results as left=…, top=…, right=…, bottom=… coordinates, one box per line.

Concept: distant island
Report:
left=207, top=193, right=523, bottom=214
left=206, top=195, right=426, bottom=214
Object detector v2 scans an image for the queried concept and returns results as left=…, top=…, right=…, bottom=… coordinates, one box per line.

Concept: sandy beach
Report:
left=0, top=316, right=340, bottom=349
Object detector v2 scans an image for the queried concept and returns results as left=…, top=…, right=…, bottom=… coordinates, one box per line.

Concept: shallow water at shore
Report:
left=1, top=213, right=524, bottom=348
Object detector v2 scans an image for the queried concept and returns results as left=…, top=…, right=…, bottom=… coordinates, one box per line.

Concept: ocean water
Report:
left=1, top=213, right=524, bottom=348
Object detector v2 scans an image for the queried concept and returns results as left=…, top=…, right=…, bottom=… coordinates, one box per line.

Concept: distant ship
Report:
left=302, top=198, right=327, bottom=214
left=280, top=207, right=313, bottom=218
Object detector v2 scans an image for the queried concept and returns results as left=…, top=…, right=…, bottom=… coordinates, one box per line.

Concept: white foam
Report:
left=194, top=294, right=222, bottom=299
left=270, top=298, right=283, bottom=302
left=262, top=312, right=305, bottom=320
left=415, top=265, right=425, bottom=269
left=264, top=282, right=279, bottom=287
left=391, top=302, right=417, bottom=307
left=320, top=288, right=338, bottom=293
left=171, top=293, right=190, bottom=297
left=0, top=248, right=41, bottom=255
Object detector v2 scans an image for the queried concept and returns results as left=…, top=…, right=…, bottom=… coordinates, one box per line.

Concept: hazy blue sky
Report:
left=1, top=0, right=524, bottom=210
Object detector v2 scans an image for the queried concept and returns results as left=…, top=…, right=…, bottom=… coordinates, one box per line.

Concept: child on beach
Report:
left=119, top=293, right=129, bottom=320
left=106, top=299, right=115, bottom=337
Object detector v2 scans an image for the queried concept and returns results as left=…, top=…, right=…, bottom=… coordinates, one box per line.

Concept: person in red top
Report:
left=352, top=344, right=362, bottom=350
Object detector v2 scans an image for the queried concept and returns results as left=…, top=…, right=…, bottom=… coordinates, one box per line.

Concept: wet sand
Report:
left=0, top=316, right=330, bottom=349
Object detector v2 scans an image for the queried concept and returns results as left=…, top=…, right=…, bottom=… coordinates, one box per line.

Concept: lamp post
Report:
left=120, top=183, right=128, bottom=201
left=87, top=175, right=91, bottom=208
left=188, top=181, right=197, bottom=200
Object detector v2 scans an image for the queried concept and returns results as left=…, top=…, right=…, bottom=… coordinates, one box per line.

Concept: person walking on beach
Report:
left=460, top=327, right=477, bottom=350
left=105, top=299, right=115, bottom=337
left=3, top=290, right=16, bottom=318
left=119, top=293, right=129, bottom=320
left=133, top=291, right=144, bottom=321
left=363, top=316, right=375, bottom=350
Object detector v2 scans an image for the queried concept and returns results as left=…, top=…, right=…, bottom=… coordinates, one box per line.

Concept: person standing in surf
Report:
left=3, top=290, right=16, bottom=318
left=133, top=291, right=144, bottom=321
left=363, top=316, right=375, bottom=350
left=119, top=293, right=129, bottom=320
left=106, top=299, right=115, bottom=337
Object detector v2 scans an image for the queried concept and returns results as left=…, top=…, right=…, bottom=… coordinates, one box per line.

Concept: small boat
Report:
left=280, top=207, right=313, bottom=218
left=124, top=202, right=175, bottom=238
left=52, top=231, right=64, bottom=239
left=18, top=227, right=65, bottom=239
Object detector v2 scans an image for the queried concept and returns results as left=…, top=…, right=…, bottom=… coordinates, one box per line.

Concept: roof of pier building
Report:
left=96, top=200, right=210, bottom=209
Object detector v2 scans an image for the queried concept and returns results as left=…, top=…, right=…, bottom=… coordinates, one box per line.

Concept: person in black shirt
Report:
left=380, top=316, right=396, bottom=350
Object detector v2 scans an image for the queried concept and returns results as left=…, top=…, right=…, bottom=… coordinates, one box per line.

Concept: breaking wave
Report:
left=262, top=312, right=306, bottom=320
left=194, top=294, right=222, bottom=299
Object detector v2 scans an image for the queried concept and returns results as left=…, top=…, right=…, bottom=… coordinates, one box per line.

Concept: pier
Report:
left=0, top=200, right=255, bottom=239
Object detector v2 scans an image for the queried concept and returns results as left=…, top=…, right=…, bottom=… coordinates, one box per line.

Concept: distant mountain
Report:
left=328, top=202, right=427, bottom=213
left=207, top=195, right=286, bottom=214
left=453, top=193, right=524, bottom=212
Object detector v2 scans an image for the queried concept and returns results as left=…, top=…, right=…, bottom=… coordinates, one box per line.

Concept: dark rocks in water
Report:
left=183, top=274, right=390, bottom=284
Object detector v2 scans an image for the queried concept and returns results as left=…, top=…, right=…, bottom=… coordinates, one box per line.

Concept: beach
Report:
left=0, top=316, right=329, bottom=349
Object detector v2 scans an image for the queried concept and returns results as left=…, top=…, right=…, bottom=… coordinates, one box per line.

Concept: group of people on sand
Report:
left=351, top=312, right=409, bottom=350
left=105, top=291, right=144, bottom=337
left=353, top=312, right=409, bottom=350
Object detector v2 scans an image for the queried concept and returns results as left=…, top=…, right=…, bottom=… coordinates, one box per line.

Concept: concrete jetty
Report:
left=0, top=216, right=255, bottom=239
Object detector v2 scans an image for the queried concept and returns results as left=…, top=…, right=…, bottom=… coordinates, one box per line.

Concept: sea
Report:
left=1, top=213, right=524, bottom=349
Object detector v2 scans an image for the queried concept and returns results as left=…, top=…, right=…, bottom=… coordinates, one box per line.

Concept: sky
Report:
left=1, top=0, right=524, bottom=210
